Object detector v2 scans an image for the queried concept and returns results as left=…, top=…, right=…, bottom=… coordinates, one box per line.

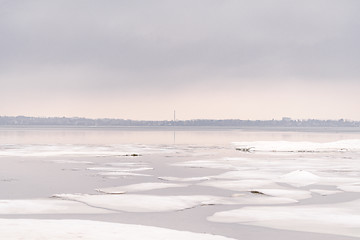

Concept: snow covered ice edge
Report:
left=0, top=218, right=237, bottom=240
left=233, top=139, right=360, bottom=152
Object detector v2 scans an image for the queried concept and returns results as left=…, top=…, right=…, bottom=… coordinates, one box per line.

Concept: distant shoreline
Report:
left=0, top=125, right=360, bottom=133
left=0, top=116, right=359, bottom=128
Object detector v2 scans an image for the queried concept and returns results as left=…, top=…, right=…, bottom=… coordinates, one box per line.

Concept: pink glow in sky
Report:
left=1, top=0, right=359, bottom=120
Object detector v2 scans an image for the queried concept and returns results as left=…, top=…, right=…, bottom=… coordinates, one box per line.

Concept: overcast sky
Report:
left=1, top=0, right=359, bottom=120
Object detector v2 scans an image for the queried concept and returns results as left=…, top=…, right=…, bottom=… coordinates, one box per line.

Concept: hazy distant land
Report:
left=0, top=116, right=359, bottom=128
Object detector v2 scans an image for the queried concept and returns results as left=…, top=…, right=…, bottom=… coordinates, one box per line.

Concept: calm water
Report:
left=1, top=126, right=360, bottom=145
left=1, top=127, right=360, bottom=240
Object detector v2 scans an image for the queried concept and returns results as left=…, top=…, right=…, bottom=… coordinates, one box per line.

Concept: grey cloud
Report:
left=1, top=0, right=360, bottom=93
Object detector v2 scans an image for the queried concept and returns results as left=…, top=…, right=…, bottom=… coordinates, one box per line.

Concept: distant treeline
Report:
left=0, top=116, right=359, bottom=128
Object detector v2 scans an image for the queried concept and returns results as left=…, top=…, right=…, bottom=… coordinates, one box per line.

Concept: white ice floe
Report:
left=276, top=170, right=321, bottom=187
left=277, top=170, right=359, bottom=188
left=54, top=194, right=217, bottom=212
left=158, top=176, right=210, bottom=182
left=310, top=189, right=342, bottom=196
left=88, top=163, right=153, bottom=178
left=173, top=160, right=237, bottom=170
left=97, top=172, right=152, bottom=177
left=88, top=167, right=153, bottom=172
left=0, top=144, right=172, bottom=157
left=198, top=178, right=311, bottom=201
left=208, top=199, right=360, bottom=238
left=173, top=156, right=360, bottom=196
left=54, top=192, right=298, bottom=212
left=250, top=189, right=312, bottom=200
left=97, top=182, right=188, bottom=194
left=337, top=183, right=360, bottom=192
left=233, top=139, right=360, bottom=153
left=198, top=180, right=281, bottom=192
left=203, top=194, right=297, bottom=205
left=48, top=159, right=93, bottom=164
left=0, top=199, right=112, bottom=214
left=0, top=219, right=236, bottom=240
left=212, top=170, right=279, bottom=180
left=88, top=164, right=153, bottom=178
left=105, top=162, right=147, bottom=167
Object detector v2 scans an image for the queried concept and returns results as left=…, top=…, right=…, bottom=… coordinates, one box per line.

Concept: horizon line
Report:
left=0, top=115, right=358, bottom=122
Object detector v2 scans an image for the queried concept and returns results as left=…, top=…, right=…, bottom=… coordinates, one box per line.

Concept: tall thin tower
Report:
left=173, top=110, right=176, bottom=144
left=173, top=110, right=176, bottom=126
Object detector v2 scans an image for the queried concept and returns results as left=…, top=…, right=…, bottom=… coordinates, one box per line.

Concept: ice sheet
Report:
left=158, top=176, right=210, bottom=182
left=0, top=144, right=173, bottom=157
left=0, top=199, right=112, bottom=214
left=338, top=183, right=360, bottom=192
left=105, top=162, right=148, bottom=167
left=0, top=219, right=236, bottom=240
left=212, top=170, right=279, bottom=180
left=173, top=160, right=237, bottom=170
left=88, top=162, right=153, bottom=178
left=198, top=180, right=282, bottom=192
left=203, top=194, right=297, bottom=205
left=97, top=172, right=152, bottom=177
left=208, top=199, right=360, bottom=238
left=49, top=160, right=93, bottom=164
left=54, top=192, right=297, bottom=212
left=173, top=157, right=360, bottom=193
left=97, top=182, right=188, bottom=194
left=310, top=189, right=342, bottom=196
left=88, top=167, right=153, bottom=172
left=233, top=139, right=360, bottom=153
left=276, top=170, right=321, bottom=187
left=277, top=170, right=359, bottom=188
left=250, top=189, right=312, bottom=200
left=54, top=194, right=217, bottom=212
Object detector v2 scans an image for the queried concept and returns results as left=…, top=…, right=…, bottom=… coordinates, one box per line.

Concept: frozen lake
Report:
left=1, top=127, right=360, bottom=239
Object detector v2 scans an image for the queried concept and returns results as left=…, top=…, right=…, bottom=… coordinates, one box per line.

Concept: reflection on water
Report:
left=1, top=126, right=360, bottom=240
left=0, top=127, right=360, bottom=145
